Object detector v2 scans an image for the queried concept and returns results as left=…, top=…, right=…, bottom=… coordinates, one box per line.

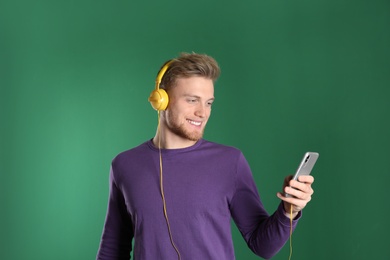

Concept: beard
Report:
left=168, top=122, right=204, bottom=141
left=164, top=113, right=205, bottom=142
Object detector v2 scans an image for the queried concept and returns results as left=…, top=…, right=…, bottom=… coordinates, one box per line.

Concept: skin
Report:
left=153, top=76, right=314, bottom=219
left=277, top=175, right=314, bottom=219
left=153, top=76, right=214, bottom=149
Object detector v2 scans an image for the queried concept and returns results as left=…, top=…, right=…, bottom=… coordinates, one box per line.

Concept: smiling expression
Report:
left=162, top=76, right=214, bottom=144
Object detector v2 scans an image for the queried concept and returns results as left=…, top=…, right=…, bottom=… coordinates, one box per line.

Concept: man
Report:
left=97, top=53, right=314, bottom=259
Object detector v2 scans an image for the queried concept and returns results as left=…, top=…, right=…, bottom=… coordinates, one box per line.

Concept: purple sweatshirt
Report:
left=97, top=139, right=300, bottom=259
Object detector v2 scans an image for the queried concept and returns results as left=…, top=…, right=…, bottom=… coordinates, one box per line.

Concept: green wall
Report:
left=1, top=0, right=389, bottom=259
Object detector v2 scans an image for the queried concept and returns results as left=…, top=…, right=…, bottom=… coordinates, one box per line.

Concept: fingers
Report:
left=297, top=175, right=314, bottom=184
left=288, top=181, right=314, bottom=199
left=278, top=190, right=311, bottom=214
left=277, top=193, right=307, bottom=215
left=284, top=185, right=313, bottom=201
left=278, top=175, right=314, bottom=213
left=277, top=174, right=315, bottom=214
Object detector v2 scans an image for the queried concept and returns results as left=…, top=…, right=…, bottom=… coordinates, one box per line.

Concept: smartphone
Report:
left=284, top=152, right=319, bottom=198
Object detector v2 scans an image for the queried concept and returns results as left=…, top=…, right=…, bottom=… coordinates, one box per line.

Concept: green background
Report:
left=1, top=0, right=389, bottom=259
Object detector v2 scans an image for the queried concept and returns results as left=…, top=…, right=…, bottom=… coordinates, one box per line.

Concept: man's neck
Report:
left=153, top=132, right=197, bottom=150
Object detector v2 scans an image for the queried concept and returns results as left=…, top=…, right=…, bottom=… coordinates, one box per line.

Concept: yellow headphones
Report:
left=148, top=60, right=173, bottom=111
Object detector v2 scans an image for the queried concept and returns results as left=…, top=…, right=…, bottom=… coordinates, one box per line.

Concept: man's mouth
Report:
left=187, top=119, right=202, bottom=126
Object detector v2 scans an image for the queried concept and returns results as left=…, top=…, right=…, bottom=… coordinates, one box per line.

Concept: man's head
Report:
left=155, top=53, right=220, bottom=146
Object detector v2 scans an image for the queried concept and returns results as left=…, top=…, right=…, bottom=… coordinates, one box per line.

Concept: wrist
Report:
left=284, top=210, right=299, bottom=219
left=283, top=202, right=299, bottom=219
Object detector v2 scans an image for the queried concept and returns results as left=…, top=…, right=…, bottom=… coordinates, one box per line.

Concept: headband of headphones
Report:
left=148, top=60, right=173, bottom=111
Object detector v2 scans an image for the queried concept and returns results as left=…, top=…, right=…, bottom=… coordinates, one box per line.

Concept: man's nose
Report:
left=194, top=103, right=206, bottom=118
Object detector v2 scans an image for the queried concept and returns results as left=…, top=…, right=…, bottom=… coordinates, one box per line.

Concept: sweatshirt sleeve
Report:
left=230, top=153, right=301, bottom=259
left=96, top=165, right=133, bottom=260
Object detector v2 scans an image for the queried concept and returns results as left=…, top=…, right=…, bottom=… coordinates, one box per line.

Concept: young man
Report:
left=97, top=53, right=314, bottom=259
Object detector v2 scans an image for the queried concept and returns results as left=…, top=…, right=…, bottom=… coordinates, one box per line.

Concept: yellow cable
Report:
left=157, top=111, right=181, bottom=260
left=288, top=204, right=293, bottom=260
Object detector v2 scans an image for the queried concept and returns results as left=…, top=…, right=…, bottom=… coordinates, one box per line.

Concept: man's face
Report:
left=162, top=76, right=214, bottom=142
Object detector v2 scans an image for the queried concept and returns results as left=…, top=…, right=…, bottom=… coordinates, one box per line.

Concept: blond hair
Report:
left=159, top=52, right=220, bottom=90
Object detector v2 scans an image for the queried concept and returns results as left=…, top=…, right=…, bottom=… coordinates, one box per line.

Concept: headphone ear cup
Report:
left=148, top=89, right=169, bottom=111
